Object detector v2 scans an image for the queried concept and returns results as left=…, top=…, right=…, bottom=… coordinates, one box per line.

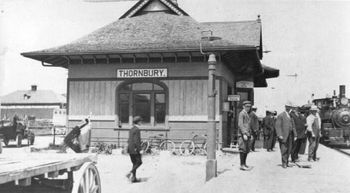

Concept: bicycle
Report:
left=141, top=134, right=176, bottom=155
left=179, top=133, right=208, bottom=156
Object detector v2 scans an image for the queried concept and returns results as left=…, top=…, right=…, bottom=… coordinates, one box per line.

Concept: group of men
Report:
left=238, top=101, right=322, bottom=170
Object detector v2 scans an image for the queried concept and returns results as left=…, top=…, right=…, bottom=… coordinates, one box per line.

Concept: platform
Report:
left=197, top=144, right=350, bottom=193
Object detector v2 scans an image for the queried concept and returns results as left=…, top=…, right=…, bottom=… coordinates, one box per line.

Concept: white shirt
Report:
left=306, top=113, right=321, bottom=137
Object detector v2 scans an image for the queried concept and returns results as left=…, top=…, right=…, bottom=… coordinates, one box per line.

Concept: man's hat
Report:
left=242, top=101, right=252, bottom=106
left=285, top=101, right=297, bottom=108
left=310, top=105, right=318, bottom=111
left=133, top=116, right=143, bottom=124
left=252, top=106, right=257, bottom=110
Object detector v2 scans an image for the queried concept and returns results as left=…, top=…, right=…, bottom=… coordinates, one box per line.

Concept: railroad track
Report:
left=333, top=148, right=350, bottom=157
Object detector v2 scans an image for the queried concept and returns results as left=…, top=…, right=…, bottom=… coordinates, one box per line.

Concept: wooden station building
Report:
left=22, top=0, right=279, bottom=147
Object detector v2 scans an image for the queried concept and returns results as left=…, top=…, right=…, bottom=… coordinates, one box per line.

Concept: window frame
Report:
left=116, top=81, right=168, bottom=127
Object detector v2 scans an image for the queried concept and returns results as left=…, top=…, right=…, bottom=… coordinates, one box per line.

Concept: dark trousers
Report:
left=279, top=133, right=293, bottom=165
left=308, top=136, right=320, bottom=160
left=266, top=132, right=274, bottom=150
left=299, top=138, right=307, bottom=154
left=250, top=133, right=257, bottom=151
left=271, top=131, right=277, bottom=150
left=291, top=138, right=304, bottom=161
left=240, top=152, right=248, bottom=166
left=129, top=154, right=142, bottom=177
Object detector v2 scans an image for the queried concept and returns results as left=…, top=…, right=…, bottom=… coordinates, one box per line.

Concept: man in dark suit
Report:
left=249, top=106, right=259, bottom=151
left=263, top=111, right=275, bottom=152
left=126, top=116, right=143, bottom=183
left=290, top=107, right=307, bottom=162
left=275, top=103, right=297, bottom=168
left=238, top=101, right=252, bottom=171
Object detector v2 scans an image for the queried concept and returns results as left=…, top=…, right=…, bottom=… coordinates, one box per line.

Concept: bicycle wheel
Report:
left=202, top=142, right=208, bottom=155
left=159, top=140, right=176, bottom=152
left=179, top=140, right=195, bottom=155
left=141, top=141, right=150, bottom=153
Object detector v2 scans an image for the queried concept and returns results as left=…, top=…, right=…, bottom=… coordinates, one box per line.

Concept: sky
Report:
left=1, top=0, right=350, bottom=116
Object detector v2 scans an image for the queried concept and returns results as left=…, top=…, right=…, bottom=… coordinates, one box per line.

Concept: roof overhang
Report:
left=253, top=64, right=279, bottom=87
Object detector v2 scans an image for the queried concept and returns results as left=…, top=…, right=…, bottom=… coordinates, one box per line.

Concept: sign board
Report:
left=236, top=81, right=254, bottom=88
left=228, top=95, right=240, bottom=102
left=117, top=68, right=167, bottom=78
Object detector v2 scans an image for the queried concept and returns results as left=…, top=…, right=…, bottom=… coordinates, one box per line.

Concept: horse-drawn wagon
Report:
left=0, top=153, right=101, bottom=193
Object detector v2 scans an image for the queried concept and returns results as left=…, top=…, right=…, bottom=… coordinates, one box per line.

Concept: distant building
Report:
left=0, top=85, right=66, bottom=125
left=22, top=0, right=279, bottom=147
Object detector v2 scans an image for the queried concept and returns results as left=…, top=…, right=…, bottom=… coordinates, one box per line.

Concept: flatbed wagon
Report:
left=0, top=153, right=101, bottom=193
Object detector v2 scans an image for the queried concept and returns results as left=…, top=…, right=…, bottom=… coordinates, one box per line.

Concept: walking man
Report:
left=290, top=107, right=307, bottom=162
left=238, top=101, right=252, bottom=171
left=126, top=116, right=143, bottom=182
left=306, top=105, right=321, bottom=162
left=275, top=103, right=297, bottom=168
left=250, top=106, right=259, bottom=151
left=263, top=111, right=275, bottom=152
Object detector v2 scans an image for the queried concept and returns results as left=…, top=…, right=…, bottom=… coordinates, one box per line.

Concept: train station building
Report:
left=22, top=0, right=279, bottom=147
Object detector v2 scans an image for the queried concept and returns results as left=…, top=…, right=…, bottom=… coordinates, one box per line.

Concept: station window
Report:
left=118, top=82, right=167, bottom=126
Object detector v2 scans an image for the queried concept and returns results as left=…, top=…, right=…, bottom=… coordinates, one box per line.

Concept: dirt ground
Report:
left=1, top=136, right=238, bottom=193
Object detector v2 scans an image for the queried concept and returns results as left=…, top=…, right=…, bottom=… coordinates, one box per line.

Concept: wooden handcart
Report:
left=0, top=153, right=101, bottom=193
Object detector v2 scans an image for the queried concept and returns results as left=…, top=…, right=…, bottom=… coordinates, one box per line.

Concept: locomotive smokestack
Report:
left=339, top=85, right=346, bottom=98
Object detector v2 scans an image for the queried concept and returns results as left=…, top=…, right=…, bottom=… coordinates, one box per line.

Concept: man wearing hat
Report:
left=126, top=116, right=143, bottom=182
left=238, top=101, right=252, bottom=170
left=263, top=110, right=275, bottom=152
left=249, top=106, right=259, bottom=151
left=290, top=106, right=307, bottom=162
left=275, top=102, right=297, bottom=168
left=306, top=105, right=321, bottom=162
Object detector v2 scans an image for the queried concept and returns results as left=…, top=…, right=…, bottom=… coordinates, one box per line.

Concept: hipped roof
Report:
left=22, top=13, right=261, bottom=57
left=21, top=0, right=278, bottom=87
left=1, top=90, right=66, bottom=105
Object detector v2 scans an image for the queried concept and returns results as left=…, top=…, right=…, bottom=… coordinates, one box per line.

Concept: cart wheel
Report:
left=16, top=133, right=23, bottom=147
left=72, top=162, right=101, bottom=193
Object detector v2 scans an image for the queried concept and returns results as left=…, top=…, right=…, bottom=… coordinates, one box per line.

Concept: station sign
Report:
left=117, top=68, right=168, bottom=78
left=236, top=81, right=254, bottom=88
left=228, top=95, right=240, bottom=102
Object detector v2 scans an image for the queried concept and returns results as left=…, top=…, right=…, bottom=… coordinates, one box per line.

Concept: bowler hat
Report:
left=133, top=116, right=143, bottom=124
left=242, top=101, right=252, bottom=106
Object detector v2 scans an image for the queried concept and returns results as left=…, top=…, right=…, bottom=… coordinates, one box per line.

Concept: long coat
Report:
left=238, top=110, right=251, bottom=137
left=290, top=112, right=307, bottom=139
left=263, top=115, right=275, bottom=136
left=275, top=111, right=297, bottom=143
left=238, top=109, right=251, bottom=153
left=127, top=125, right=141, bottom=154
left=249, top=111, right=259, bottom=135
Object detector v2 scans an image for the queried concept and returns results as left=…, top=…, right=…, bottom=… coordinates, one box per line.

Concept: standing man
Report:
left=238, top=101, right=252, bottom=171
left=126, top=116, right=143, bottom=183
left=290, top=107, right=307, bottom=162
left=271, top=111, right=278, bottom=150
left=249, top=106, right=259, bottom=152
left=275, top=103, right=297, bottom=168
left=263, top=111, right=275, bottom=152
left=306, top=105, right=321, bottom=162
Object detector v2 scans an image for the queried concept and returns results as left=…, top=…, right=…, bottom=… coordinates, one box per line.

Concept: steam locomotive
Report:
left=313, top=85, right=350, bottom=146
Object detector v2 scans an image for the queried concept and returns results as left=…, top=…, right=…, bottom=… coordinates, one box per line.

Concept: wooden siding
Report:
left=162, top=79, right=221, bottom=118
left=69, top=81, right=118, bottom=115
